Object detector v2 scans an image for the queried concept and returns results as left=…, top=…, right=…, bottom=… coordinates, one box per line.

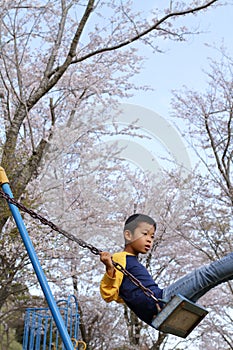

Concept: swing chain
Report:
left=111, top=260, right=161, bottom=306
left=0, top=190, right=100, bottom=256
left=0, top=189, right=161, bottom=306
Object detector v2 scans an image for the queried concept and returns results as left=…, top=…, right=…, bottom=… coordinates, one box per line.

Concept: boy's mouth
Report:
left=145, top=245, right=151, bottom=251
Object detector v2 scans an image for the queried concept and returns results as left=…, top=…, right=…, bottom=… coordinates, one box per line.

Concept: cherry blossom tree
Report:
left=0, top=0, right=223, bottom=348
left=169, top=47, right=233, bottom=349
left=0, top=0, right=219, bottom=204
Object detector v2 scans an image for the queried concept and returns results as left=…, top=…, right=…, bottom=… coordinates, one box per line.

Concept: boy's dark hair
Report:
left=124, top=213, right=156, bottom=233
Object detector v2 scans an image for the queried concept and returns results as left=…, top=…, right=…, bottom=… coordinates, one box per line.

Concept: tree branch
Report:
left=69, top=0, right=219, bottom=65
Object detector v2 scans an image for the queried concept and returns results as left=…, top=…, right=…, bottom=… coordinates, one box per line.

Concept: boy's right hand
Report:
left=100, top=251, right=115, bottom=278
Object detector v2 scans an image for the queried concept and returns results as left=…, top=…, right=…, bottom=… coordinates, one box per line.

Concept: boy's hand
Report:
left=100, top=251, right=115, bottom=278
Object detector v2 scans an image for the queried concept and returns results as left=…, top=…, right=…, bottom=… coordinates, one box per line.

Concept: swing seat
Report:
left=151, top=294, right=208, bottom=338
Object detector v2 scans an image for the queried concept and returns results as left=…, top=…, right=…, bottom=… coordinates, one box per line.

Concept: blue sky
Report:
left=113, top=2, right=233, bottom=172
left=125, top=2, right=233, bottom=119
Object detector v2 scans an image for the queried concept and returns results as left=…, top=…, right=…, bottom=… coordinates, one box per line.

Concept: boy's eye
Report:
left=143, top=232, right=154, bottom=239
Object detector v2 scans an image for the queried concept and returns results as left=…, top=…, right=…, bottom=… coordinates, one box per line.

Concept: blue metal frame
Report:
left=23, top=295, right=79, bottom=349
left=1, top=181, right=74, bottom=350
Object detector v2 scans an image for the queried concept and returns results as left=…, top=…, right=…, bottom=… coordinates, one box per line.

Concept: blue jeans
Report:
left=162, top=252, right=233, bottom=302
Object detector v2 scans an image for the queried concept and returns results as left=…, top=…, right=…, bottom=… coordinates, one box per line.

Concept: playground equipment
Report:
left=0, top=167, right=208, bottom=343
left=151, top=294, right=208, bottom=338
left=0, top=168, right=76, bottom=350
left=23, top=295, right=83, bottom=349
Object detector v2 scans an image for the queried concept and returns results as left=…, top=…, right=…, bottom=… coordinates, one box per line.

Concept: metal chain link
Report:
left=0, top=190, right=100, bottom=255
left=0, top=189, right=161, bottom=307
left=111, top=261, right=161, bottom=307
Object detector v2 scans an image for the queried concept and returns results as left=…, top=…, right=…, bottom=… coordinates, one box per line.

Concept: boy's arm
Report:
left=100, top=251, right=124, bottom=304
left=100, top=251, right=115, bottom=278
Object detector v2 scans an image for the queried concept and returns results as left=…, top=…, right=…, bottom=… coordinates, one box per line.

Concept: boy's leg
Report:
left=162, top=252, right=233, bottom=302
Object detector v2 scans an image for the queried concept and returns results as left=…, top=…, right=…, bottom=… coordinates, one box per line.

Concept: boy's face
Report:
left=124, top=221, right=155, bottom=255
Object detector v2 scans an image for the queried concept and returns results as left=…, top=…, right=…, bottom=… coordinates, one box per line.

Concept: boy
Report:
left=100, top=213, right=233, bottom=326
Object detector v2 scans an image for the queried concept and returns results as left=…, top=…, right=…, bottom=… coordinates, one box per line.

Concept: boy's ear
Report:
left=124, top=230, right=133, bottom=242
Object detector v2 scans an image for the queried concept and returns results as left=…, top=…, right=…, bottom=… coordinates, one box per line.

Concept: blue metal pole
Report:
left=1, top=179, right=74, bottom=350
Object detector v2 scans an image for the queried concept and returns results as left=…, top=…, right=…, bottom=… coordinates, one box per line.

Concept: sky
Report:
left=115, top=1, right=233, bottom=173
left=126, top=1, right=233, bottom=118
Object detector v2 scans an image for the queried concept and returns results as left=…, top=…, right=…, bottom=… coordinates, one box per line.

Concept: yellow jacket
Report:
left=100, top=251, right=135, bottom=304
